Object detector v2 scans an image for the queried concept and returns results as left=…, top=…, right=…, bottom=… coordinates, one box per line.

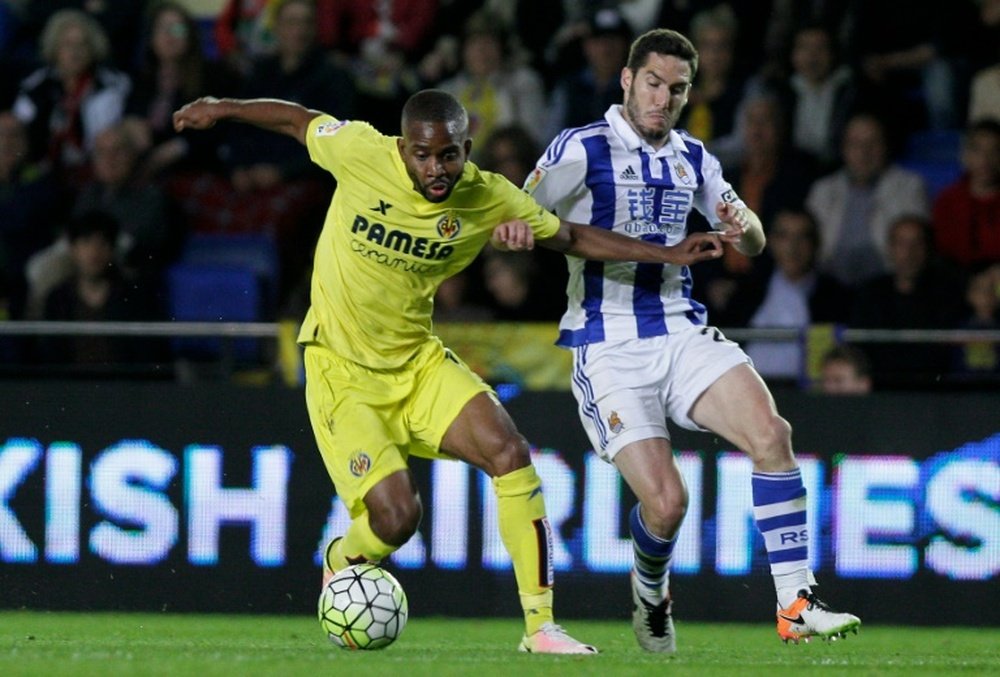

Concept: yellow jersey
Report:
left=298, top=115, right=561, bottom=369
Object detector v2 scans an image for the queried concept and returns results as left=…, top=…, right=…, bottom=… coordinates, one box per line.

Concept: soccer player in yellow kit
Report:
left=173, top=90, right=729, bottom=654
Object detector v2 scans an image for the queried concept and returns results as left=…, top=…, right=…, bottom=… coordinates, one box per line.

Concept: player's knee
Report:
left=369, top=496, right=423, bottom=547
left=482, top=433, right=531, bottom=477
left=747, top=414, right=794, bottom=468
left=643, top=493, right=688, bottom=534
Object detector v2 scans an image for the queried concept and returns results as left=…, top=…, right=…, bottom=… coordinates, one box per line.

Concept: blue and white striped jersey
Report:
left=525, top=105, right=746, bottom=347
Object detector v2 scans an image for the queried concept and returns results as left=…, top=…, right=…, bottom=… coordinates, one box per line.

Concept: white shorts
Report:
left=569, top=326, right=751, bottom=462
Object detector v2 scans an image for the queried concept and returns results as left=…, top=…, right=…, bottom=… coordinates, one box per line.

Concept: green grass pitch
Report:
left=0, top=612, right=995, bottom=676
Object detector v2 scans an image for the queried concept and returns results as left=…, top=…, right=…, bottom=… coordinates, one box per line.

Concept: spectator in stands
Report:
left=202, top=0, right=352, bottom=309
left=656, top=0, right=777, bottom=79
left=437, top=9, right=547, bottom=158
left=481, top=249, right=564, bottom=322
left=326, top=0, right=437, bottom=133
left=819, top=344, right=873, bottom=395
left=850, top=215, right=965, bottom=386
left=932, top=119, right=1000, bottom=269
left=965, top=0, right=1000, bottom=123
left=677, top=4, right=745, bottom=166
left=12, top=9, right=131, bottom=184
left=849, top=1, right=976, bottom=132
left=477, top=123, right=567, bottom=317
left=718, top=209, right=851, bottom=381
left=695, top=90, right=818, bottom=321
left=433, top=272, right=495, bottom=323
left=969, top=64, right=1000, bottom=124
left=15, top=0, right=146, bottom=72
left=224, top=0, right=355, bottom=192
left=73, top=122, right=181, bottom=274
left=0, top=111, right=64, bottom=319
left=786, top=23, right=857, bottom=173
left=806, top=112, right=930, bottom=288
left=953, top=263, right=1000, bottom=376
left=36, top=210, right=163, bottom=367
left=726, top=90, right=817, bottom=231
left=544, top=7, right=631, bottom=143
left=124, top=1, right=238, bottom=181
left=24, top=122, right=180, bottom=318
left=478, top=124, right=539, bottom=187
left=325, top=0, right=438, bottom=61
left=213, top=0, right=276, bottom=74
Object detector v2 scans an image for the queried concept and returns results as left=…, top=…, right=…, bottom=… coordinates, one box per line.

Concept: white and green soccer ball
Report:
left=318, top=563, right=408, bottom=650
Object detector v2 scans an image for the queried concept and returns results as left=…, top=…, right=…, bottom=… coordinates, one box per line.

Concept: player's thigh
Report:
left=663, top=326, right=753, bottom=432
left=304, top=346, right=410, bottom=518
left=407, top=341, right=495, bottom=465
left=688, top=361, right=781, bottom=452
left=570, top=341, right=671, bottom=462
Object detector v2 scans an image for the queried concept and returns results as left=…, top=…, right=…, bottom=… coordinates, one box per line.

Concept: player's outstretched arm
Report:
left=537, top=219, right=724, bottom=266
left=173, top=97, right=323, bottom=145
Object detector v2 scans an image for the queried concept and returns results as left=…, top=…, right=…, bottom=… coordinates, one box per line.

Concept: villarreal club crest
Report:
left=436, top=213, right=461, bottom=240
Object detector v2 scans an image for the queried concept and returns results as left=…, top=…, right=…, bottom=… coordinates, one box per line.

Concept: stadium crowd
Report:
left=0, top=0, right=998, bottom=388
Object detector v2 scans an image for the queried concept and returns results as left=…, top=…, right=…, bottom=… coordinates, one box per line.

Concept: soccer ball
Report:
left=318, top=563, right=408, bottom=650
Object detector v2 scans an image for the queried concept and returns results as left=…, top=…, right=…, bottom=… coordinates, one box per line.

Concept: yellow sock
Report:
left=325, top=511, right=397, bottom=572
left=493, top=465, right=555, bottom=635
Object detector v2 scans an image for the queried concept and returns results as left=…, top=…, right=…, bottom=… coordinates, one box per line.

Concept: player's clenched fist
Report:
left=173, top=97, right=224, bottom=131
left=715, top=202, right=749, bottom=237
left=491, top=220, right=535, bottom=252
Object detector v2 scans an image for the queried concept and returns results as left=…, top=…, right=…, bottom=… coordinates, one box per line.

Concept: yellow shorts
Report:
left=304, top=337, right=492, bottom=518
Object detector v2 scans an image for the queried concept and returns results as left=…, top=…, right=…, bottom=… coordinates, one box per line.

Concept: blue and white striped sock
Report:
left=752, top=468, right=811, bottom=607
left=629, top=504, right=675, bottom=605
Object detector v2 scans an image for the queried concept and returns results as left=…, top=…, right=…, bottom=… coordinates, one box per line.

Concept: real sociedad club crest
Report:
left=349, top=451, right=372, bottom=477
left=608, top=411, right=625, bottom=434
left=436, top=213, right=461, bottom=240
left=674, top=161, right=692, bottom=185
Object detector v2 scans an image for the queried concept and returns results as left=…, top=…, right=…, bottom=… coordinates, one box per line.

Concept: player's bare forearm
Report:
left=539, top=220, right=723, bottom=266
left=172, top=97, right=322, bottom=145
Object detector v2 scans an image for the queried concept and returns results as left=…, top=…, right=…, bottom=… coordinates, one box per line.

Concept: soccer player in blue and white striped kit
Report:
left=525, top=27, right=861, bottom=651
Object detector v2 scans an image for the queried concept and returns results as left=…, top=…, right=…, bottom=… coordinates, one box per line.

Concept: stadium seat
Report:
left=166, top=263, right=262, bottom=362
left=903, top=129, right=962, bottom=164
left=900, top=159, right=963, bottom=201
left=178, top=232, right=281, bottom=312
left=901, top=129, right=964, bottom=201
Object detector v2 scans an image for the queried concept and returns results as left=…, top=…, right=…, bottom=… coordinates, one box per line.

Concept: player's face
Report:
left=621, top=53, right=692, bottom=147
left=397, top=120, right=471, bottom=203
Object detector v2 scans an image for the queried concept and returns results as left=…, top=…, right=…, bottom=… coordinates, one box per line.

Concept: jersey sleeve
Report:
left=692, top=147, right=746, bottom=229
left=523, top=133, right=588, bottom=217
left=497, top=176, right=561, bottom=239
left=305, top=115, right=368, bottom=176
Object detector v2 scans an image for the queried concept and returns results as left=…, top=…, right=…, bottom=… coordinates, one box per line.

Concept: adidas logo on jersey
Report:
left=619, top=165, right=638, bottom=180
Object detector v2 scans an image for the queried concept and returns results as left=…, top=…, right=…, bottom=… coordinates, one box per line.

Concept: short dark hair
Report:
left=888, top=213, right=932, bottom=246
left=67, top=210, right=119, bottom=244
left=627, top=28, right=698, bottom=76
left=774, top=208, right=821, bottom=249
left=822, top=344, right=871, bottom=377
left=966, top=118, right=1000, bottom=142
left=480, top=124, right=540, bottom=172
left=401, top=89, right=469, bottom=138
